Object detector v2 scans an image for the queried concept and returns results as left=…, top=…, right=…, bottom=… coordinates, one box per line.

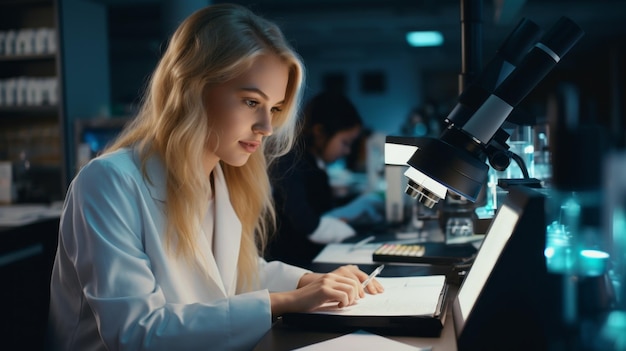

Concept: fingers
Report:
left=332, top=265, right=367, bottom=283
left=364, top=278, right=385, bottom=295
left=288, top=267, right=387, bottom=314
left=331, top=265, right=367, bottom=298
left=333, top=265, right=386, bottom=294
left=328, top=265, right=387, bottom=299
left=327, top=273, right=362, bottom=306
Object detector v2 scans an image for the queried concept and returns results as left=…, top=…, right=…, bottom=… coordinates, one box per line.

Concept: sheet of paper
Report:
left=309, top=275, right=445, bottom=317
left=312, top=243, right=378, bottom=264
left=293, top=329, right=430, bottom=351
left=312, top=239, right=432, bottom=264
left=446, top=234, right=485, bottom=246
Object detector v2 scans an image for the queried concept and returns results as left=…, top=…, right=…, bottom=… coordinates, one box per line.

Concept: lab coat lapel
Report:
left=212, top=164, right=241, bottom=296
left=142, top=152, right=232, bottom=297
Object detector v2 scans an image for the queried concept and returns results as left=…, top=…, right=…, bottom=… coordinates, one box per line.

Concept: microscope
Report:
left=385, top=16, right=584, bottom=242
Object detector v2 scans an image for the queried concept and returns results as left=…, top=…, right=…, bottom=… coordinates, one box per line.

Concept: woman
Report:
left=267, top=92, right=384, bottom=266
left=47, top=4, right=382, bottom=351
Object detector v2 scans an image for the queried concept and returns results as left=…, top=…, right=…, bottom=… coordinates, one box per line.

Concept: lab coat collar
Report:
left=143, top=152, right=241, bottom=296
left=212, top=162, right=241, bottom=296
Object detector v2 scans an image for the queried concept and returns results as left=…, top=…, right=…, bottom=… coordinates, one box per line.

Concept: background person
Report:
left=267, top=91, right=385, bottom=266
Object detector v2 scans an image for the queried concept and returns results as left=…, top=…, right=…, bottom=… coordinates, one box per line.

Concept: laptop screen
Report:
left=455, top=204, right=521, bottom=321
left=452, top=189, right=528, bottom=339
left=451, top=186, right=551, bottom=350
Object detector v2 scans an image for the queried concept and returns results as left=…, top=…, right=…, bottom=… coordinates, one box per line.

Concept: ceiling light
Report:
left=405, top=31, right=444, bottom=47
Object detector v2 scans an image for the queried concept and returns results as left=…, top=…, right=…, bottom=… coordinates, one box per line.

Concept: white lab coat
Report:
left=47, top=148, right=310, bottom=351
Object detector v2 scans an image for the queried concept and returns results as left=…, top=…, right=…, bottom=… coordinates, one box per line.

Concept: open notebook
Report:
left=281, top=274, right=449, bottom=337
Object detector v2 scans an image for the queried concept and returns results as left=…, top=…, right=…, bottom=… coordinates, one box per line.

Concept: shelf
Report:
left=0, top=54, right=56, bottom=62
left=0, top=0, right=65, bottom=203
left=0, top=0, right=53, bottom=6
left=0, top=105, right=58, bottom=116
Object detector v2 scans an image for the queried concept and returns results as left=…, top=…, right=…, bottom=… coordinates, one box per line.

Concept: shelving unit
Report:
left=0, top=0, right=65, bottom=203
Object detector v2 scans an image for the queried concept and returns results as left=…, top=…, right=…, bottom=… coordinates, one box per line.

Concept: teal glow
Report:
left=606, top=310, right=626, bottom=328
left=544, top=247, right=554, bottom=258
left=601, top=311, right=626, bottom=348
left=544, top=221, right=574, bottom=273
left=580, top=249, right=610, bottom=259
left=579, top=249, right=610, bottom=276
left=523, top=144, right=534, bottom=154
left=614, top=208, right=626, bottom=240
left=544, top=244, right=576, bottom=273
left=406, top=31, right=444, bottom=47
left=563, top=196, right=581, bottom=222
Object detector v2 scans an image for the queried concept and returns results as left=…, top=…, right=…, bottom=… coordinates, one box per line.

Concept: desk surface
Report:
left=254, top=263, right=461, bottom=351
left=0, top=204, right=62, bottom=228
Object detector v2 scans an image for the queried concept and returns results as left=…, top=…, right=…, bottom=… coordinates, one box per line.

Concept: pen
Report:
left=362, top=264, right=385, bottom=288
left=349, top=235, right=375, bottom=252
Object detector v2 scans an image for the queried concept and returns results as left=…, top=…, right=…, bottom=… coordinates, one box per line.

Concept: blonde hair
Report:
left=104, top=3, right=305, bottom=292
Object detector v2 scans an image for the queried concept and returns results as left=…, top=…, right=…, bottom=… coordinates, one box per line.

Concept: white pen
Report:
left=349, top=235, right=375, bottom=252
left=362, top=264, right=385, bottom=288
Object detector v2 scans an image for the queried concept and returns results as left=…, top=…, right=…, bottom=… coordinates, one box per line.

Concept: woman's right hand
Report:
left=269, top=265, right=383, bottom=317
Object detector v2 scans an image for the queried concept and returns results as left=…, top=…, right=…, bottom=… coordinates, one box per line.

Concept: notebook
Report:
left=281, top=275, right=449, bottom=337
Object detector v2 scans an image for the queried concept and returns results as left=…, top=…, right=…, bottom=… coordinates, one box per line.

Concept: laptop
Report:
left=451, top=185, right=561, bottom=351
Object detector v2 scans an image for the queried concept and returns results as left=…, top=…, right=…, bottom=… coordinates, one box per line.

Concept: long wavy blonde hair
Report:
left=103, top=3, right=305, bottom=292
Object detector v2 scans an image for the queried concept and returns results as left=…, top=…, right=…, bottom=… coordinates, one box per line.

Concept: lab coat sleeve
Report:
left=57, top=158, right=271, bottom=351
left=258, top=258, right=311, bottom=292
left=325, top=192, right=385, bottom=225
left=307, top=215, right=356, bottom=244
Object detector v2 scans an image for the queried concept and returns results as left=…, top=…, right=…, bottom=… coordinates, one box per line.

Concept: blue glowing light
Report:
left=405, top=31, right=444, bottom=47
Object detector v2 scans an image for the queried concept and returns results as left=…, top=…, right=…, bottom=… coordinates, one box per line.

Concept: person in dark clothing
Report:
left=268, top=92, right=384, bottom=266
